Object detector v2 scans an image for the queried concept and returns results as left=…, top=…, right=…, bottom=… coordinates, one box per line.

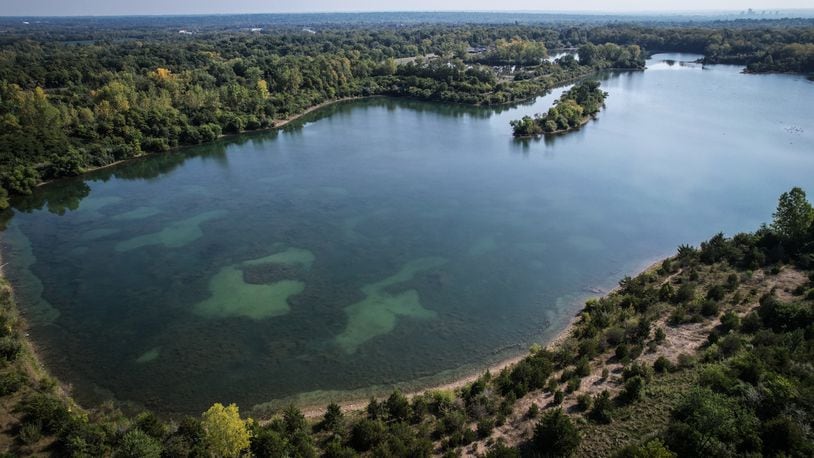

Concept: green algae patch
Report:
left=135, top=347, right=161, bottom=364
left=336, top=257, right=446, bottom=354
left=193, top=266, right=304, bottom=320
left=112, top=206, right=162, bottom=221
left=115, top=210, right=227, bottom=252
left=192, top=247, right=314, bottom=320
left=243, top=248, right=315, bottom=270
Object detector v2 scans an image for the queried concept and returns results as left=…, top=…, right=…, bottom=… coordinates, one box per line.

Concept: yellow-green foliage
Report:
left=201, top=403, right=251, bottom=458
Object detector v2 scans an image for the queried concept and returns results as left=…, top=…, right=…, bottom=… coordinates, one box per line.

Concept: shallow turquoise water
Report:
left=2, top=54, right=813, bottom=414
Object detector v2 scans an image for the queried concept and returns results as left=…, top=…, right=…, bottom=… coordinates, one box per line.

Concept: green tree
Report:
left=664, top=388, right=759, bottom=456
left=621, top=376, right=645, bottom=402
left=323, top=436, right=358, bottom=458
left=0, top=186, right=8, bottom=210
left=349, top=418, right=386, bottom=452
left=761, top=416, right=810, bottom=457
left=283, top=404, right=308, bottom=434
left=613, top=439, right=675, bottom=458
left=201, top=403, right=251, bottom=458
left=533, top=408, right=580, bottom=457
left=115, top=429, right=162, bottom=458
left=250, top=427, right=288, bottom=458
left=386, top=390, right=410, bottom=422
left=510, top=116, right=542, bottom=137
left=588, top=390, right=613, bottom=424
left=321, top=402, right=344, bottom=432
left=772, top=187, right=814, bottom=245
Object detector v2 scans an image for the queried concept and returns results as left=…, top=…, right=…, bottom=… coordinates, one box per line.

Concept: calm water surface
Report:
left=2, top=54, right=813, bottom=414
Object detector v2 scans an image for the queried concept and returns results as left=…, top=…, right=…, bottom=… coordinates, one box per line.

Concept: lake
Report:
left=2, top=54, right=813, bottom=414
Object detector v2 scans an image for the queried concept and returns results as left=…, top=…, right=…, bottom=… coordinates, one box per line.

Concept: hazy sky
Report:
left=1, top=0, right=811, bottom=16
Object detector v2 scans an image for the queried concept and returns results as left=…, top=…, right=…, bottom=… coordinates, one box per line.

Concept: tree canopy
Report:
left=200, top=403, right=251, bottom=458
left=772, top=187, right=814, bottom=247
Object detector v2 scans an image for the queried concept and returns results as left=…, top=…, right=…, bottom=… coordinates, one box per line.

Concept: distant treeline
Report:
left=0, top=22, right=812, bottom=207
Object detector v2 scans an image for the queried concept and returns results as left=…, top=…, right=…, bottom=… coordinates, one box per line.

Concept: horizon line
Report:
left=4, top=8, right=814, bottom=19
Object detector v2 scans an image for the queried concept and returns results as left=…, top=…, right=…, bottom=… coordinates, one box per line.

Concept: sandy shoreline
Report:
left=298, top=330, right=564, bottom=419
left=270, top=96, right=366, bottom=129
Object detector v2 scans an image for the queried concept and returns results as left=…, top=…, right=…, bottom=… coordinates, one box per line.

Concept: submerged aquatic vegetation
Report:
left=115, top=210, right=228, bottom=252
left=193, top=248, right=315, bottom=320
left=193, top=266, right=305, bottom=320
left=336, top=257, right=446, bottom=353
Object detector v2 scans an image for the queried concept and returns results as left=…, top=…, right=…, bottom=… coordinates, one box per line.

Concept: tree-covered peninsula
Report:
left=510, top=80, right=607, bottom=137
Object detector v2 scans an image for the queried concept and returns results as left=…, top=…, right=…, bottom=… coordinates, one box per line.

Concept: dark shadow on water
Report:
left=10, top=142, right=230, bottom=215
left=12, top=181, right=92, bottom=216
left=509, top=120, right=592, bottom=153
left=281, top=96, right=530, bottom=133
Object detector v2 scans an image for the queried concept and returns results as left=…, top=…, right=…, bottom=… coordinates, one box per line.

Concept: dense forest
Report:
left=1, top=18, right=813, bottom=207
left=1, top=174, right=812, bottom=455
left=510, top=80, right=607, bottom=137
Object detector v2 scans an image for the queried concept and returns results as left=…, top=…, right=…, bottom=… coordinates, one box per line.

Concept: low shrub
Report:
left=653, top=356, right=674, bottom=373
left=0, top=371, right=25, bottom=396
left=533, top=409, right=580, bottom=457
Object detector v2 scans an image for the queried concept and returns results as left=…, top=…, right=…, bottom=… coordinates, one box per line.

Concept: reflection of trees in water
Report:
left=280, top=96, right=534, bottom=133
left=104, top=143, right=229, bottom=181
left=372, top=97, right=524, bottom=118
left=12, top=180, right=91, bottom=215
left=510, top=134, right=561, bottom=155
left=0, top=207, right=13, bottom=231
left=9, top=144, right=230, bottom=216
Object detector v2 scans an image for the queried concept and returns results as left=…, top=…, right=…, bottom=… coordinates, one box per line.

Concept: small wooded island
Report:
left=510, top=81, right=608, bottom=137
